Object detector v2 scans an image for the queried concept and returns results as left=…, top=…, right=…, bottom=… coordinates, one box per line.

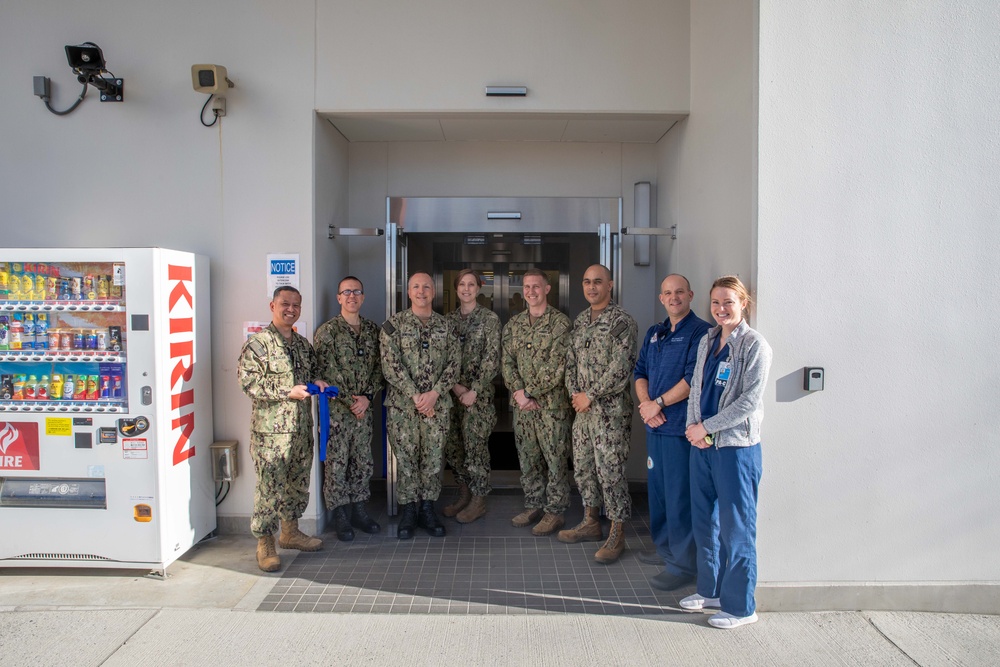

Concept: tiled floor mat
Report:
left=258, top=493, right=691, bottom=615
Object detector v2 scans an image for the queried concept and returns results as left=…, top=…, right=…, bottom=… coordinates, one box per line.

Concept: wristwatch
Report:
left=654, top=395, right=664, bottom=408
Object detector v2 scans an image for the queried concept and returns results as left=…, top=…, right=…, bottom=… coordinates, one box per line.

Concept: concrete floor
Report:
left=2, top=530, right=1000, bottom=666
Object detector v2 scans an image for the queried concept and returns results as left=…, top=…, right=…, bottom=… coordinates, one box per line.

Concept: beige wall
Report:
left=317, top=0, right=689, bottom=113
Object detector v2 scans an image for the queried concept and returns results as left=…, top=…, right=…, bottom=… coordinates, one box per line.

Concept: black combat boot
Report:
left=397, top=502, right=418, bottom=540
left=350, top=501, right=381, bottom=534
left=417, top=499, right=446, bottom=537
left=332, top=505, right=355, bottom=542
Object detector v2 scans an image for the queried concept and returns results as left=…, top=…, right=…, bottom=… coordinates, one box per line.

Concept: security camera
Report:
left=66, top=42, right=106, bottom=74
left=191, top=65, right=234, bottom=94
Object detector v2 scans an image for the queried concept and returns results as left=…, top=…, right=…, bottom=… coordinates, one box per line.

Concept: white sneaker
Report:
left=679, top=593, right=721, bottom=610
left=708, top=611, right=759, bottom=628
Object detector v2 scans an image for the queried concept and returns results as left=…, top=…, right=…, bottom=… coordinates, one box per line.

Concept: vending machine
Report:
left=0, top=248, right=214, bottom=575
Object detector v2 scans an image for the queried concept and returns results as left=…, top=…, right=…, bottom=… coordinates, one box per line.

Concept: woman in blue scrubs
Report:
left=683, top=276, right=773, bottom=629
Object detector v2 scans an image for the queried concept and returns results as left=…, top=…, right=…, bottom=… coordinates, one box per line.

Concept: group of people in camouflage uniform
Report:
left=236, top=264, right=640, bottom=571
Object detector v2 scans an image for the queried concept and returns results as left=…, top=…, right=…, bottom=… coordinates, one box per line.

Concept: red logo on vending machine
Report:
left=0, top=422, right=41, bottom=470
left=167, top=263, right=197, bottom=466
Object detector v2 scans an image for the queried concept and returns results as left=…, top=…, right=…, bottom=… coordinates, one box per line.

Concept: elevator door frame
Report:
left=382, top=197, right=622, bottom=513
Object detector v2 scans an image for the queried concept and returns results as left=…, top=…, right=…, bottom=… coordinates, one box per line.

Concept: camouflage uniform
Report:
left=445, top=305, right=501, bottom=496
left=237, top=323, right=318, bottom=538
left=501, top=305, right=573, bottom=515
left=566, top=301, right=638, bottom=521
left=380, top=309, right=461, bottom=505
left=314, top=315, right=383, bottom=509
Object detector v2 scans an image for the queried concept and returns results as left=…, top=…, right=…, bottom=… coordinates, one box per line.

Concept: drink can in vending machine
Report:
left=85, top=330, right=97, bottom=349
left=112, top=375, right=122, bottom=399
left=97, top=330, right=107, bottom=350
left=100, top=375, right=110, bottom=399
left=47, top=328, right=60, bottom=350
left=84, top=275, right=97, bottom=300
left=86, top=374, right=99, bottom=400
left=35, top=313, right=48, bottom=350
left=108, top=326, right=122, bottom=351
left=0, top=315, right=8, bottom=350
left=0, top=374, right=12, bottom=400
left=60, top=329, right=73, bottom=351
left=63, top=374, right=75, bottom=400
left=50, top=374, right=63, bottom=401
left=46, top=275, right=59, bottom=300
left=97, top=275, right=110, bottom=299
left=73, top=330, right=84, bottom=350
left=21, top=269, right=35, bottom=302
left=35, top=271, right=47, bottom=302
left=0, top=262, right=8, bottom=300
left=59, top=278, right=71, bottom=300
left=13, top=374, right=26, bottom=400
left=74, top=375, right=87, bottom=400
left=22, top=313, right=35, bottom=350
left=25, top=375, right=37, bottom=400
left=70, top=276, right=82, bottom=300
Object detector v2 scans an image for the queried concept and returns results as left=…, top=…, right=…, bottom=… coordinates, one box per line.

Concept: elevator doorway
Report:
left=410, top=234, right=600, bottom=484
left=383, top=196, right=622, bottom=507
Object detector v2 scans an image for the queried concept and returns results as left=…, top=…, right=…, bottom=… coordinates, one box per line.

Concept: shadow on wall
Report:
left=776, top=368, right=820, bottom=403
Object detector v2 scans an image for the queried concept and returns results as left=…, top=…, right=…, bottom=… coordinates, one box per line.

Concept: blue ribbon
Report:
left=306, top=383, right=339, bottom=461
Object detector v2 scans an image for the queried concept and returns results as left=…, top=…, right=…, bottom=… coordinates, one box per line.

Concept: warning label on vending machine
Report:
left=0, top=422, right=41, bottom=471
left=46, top=418, right=73, bottom=436
left=122, top=438, right=148, bottom=460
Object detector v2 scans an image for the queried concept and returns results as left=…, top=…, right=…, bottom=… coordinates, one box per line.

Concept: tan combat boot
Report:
left=511, top=508, right=543, bottom=527
left=256, top=535, right=281, bottom=572
left=279, top=519, right=323, bottom=551
left=557, top=506, right=603, bottom=543
left=456, top=495, right=487, bottom=524
left=594, top=520, right=625, bottom=564
left=531, top=512, right=566, bottom=536
left=442, top=482, right=472, bottom=518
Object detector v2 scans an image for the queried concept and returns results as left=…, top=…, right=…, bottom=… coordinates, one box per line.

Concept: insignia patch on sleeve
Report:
left=553, top=322, right=568, bottom=337
left=610, top=322, right=628, bottom=340
left=382, top=321, right=396, bottom=336
left=247, top=339, right=266, bottom=359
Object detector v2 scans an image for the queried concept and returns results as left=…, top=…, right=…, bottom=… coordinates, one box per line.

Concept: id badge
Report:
left=716, top=361, right=732, bottom=384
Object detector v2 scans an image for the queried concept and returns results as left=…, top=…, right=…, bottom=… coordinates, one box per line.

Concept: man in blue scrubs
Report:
left=634, top=274, right=710, bottom=590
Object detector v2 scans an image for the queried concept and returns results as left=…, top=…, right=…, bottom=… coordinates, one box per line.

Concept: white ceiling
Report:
left=321, top=112, right=685, bottom=143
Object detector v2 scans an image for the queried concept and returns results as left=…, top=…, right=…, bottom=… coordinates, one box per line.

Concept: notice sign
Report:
left=266, top=253, right=299, bottom=299
left=123, top=438, right=148, bottom=459
left=46, top=418, right=73, bottom=436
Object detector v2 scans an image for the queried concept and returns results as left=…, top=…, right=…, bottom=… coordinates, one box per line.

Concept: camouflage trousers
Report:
left=322, top=402, right=374, bottom=509
left=387, top=405, right=449, bottom=505
left=571, top=411, right=633, bottom=521
left=513, top=408, right=572, bottom=515
left=445, top=399, right=497, bottom=496
left=249, top=430, right=313, bottom=537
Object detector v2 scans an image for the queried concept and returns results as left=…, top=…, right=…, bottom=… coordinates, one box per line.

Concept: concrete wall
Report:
left=316, top=0, right=689, bottom=112
left=0, top=0, right=321, bottom=533
left=757, top=0, right=1000, bottom=595
left=656, top=0, right=757, bottom=303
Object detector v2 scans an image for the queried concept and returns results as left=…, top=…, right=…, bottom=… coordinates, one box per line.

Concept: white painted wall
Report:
left=656, top=0, right=756, bottom=301
left=0, top=0, right=320, bottom=534
left=317, top=0, right=689, bottom=113
left=757, top=1, right=1000, bottom=582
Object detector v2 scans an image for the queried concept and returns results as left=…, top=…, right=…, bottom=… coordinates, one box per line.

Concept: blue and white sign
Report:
left=266, top=253, right=300, bottom=298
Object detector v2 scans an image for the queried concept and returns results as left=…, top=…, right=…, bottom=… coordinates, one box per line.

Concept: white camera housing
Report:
left=191, top=64, right=233, bottom=94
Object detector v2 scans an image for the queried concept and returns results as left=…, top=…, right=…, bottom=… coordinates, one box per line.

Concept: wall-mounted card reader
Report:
left=804, top=367, right=824, bottom=391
